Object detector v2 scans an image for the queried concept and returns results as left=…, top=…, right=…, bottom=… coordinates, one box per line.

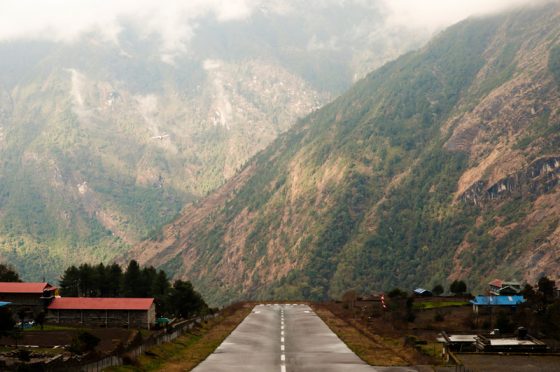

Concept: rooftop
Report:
left=489, top=338, right=541, bottom=346
left=471, top=295, right=525, bottom=306
left=0, top=282, right=56, bottom=294
left=489, top=279, right=503, bottom=288
left=438, top=334, right=478, bottom=343
left=48, top=297, right=154, bottom=311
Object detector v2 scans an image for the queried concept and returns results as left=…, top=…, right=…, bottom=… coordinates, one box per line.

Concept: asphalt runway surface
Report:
left=192, top=303, right=418, bottom=372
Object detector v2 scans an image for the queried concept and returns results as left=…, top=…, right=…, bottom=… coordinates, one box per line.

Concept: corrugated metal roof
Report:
left=413, top=288, right=431, bottom=294
left=489, top=279, right=503, bottom=288
left=48, top=297, right=154, bottom=311
left=470, top=295, right=525, bottom=306
left=0, top=282, right=56, bottom=293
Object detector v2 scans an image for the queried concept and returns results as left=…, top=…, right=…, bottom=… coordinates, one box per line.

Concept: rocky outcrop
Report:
left=460, top=156, right=560, bottom=205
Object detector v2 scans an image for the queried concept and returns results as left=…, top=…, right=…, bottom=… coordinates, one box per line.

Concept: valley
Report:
left=0, top=1, right=427, bottom=281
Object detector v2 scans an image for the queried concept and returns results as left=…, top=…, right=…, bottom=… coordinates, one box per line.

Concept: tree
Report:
left=537, top=276, right=556, bottom=303
left=139, top=266, right=157, bottom=297
left=450, top=280, right=467, bottom=296
left=152, top=270, right=171, bottom=315
left=0, top=263, right=21, bottom=282
left=34, top=311, right=46, bottom=331
left=432, top=284, right=444, bottom=296
left=94, top=263, right=112, bottom=297
left=122, top=260, right=142, bottom=297
left=107, top=263, right=123, bottom=297
left=0, top=307, right=15, bottom=336
left=59, top=265, right=80, bottom=296
left=78, top=264, right=95, bottom=297
left=496, top=310, right=514, bottom=333
left=167, top=280, right=208, bottom=318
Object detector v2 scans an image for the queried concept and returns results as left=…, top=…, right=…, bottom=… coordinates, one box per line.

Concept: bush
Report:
left=432, top=284, right=444, bottom=296
left=450, top=280, right=467, bottom=296
left=16, top=349, right=31, bottom=362
left=68, top=331, right=100, bottom=354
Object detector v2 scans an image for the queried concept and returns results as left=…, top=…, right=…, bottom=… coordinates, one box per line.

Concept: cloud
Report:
left=378, top=0, right=558, bottom=33
left=0, top=0, right=556, bottom=60
left=0, top=1, right=257, bottom=49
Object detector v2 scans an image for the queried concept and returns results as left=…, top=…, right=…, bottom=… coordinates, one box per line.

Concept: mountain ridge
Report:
left=130, top=3, right=560, bottom=305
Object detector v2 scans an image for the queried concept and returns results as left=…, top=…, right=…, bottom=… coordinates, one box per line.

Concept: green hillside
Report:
left=0, top=2, right=426, bottom=281
left=133, top=3, right=560, bottom=305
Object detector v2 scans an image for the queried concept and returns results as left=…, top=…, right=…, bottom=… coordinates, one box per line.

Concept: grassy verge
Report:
left=107, top=303, right=252, bottom=372
left=413, top=301, right=469, bottom=310
left=23, top=325, right=87, bottom=332
left=312, top=305, right=410, bottom=366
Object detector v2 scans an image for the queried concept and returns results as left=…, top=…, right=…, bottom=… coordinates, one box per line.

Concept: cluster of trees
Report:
left=0, top=263, right=21, bottom=282
left=514, top=276, right=560, bottom=339
left=430, top=280, right=468, bottom=296
left=58, top=260, right=209, bottom=318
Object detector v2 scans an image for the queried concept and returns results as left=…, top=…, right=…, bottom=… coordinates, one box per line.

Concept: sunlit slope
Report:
left=132, top=4, right=560, bottom=305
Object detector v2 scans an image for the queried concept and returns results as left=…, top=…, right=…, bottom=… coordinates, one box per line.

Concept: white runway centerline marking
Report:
left=280, top=306, right=286, bottom=372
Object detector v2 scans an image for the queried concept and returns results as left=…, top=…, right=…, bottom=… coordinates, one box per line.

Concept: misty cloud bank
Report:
left=0, top=0, right=556, bottom=60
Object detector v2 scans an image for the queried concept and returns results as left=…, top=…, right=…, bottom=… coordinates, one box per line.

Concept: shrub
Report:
left=68, top=331, right=100, bottom=354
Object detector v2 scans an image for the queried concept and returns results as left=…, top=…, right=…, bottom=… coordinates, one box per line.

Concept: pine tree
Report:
left=122, top=260, right=142, bottom=297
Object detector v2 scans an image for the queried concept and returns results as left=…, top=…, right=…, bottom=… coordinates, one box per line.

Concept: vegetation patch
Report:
left=312, top=304, right=411, bottom=366
left=413, top=301, right=469, bottom=310
left=107, top=303, right=251, bottom=372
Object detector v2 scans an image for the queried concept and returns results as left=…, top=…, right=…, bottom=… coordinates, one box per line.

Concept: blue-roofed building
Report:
left=0, top=301, right=11, bottom=308
left=470, top=295, right=525, bottom=314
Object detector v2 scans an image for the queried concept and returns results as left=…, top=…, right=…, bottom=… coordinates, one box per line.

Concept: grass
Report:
left=413, top=301, right=469, bottom=310
left=23, top=325, right=87, bottom=332
left=106, top=303, right=252, bottom=372
left=418, top=341, right=444, bottom=360
left=312, top=305, right=410, bottom=366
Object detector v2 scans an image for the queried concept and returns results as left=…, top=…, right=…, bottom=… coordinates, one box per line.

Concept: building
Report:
left=439, top=330, right=547, bottom=360
left=413, top=288, right=433, bottom=297
left=488, top=279, right=522, bottom=296
left=439, top=332, right=478, bottom=353
left=47, top=297, right=156, bottom=329
left=0, top=282, right=57, bottom=313
left=474, top=333, right=547, bottom=353
left=470, top=295, right=525, bottom=314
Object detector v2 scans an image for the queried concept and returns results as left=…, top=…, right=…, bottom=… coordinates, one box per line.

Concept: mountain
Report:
left=0, top=1, right=427, bottom=280
left=129, top=3, right=560, bottom=305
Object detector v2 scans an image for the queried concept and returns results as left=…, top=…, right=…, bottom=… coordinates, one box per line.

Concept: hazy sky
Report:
left=0, top=0, right=555, bottom=56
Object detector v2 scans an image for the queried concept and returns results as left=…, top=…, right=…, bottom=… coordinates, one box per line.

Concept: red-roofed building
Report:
left=47, top=297, right=156, bottom=329
left=0, top=282, right=57, bottom=313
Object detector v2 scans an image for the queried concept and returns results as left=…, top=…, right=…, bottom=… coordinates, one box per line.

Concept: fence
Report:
left=41, top=313, right=217, bottom=372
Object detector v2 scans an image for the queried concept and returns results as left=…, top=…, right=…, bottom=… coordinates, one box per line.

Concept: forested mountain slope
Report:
left=130, top=3, right=560, bottom=305
left=0, top=1, right=425, bottom=280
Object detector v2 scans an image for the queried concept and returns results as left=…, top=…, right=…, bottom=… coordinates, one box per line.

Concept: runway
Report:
left=192, top=303, right=419, bottom=372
